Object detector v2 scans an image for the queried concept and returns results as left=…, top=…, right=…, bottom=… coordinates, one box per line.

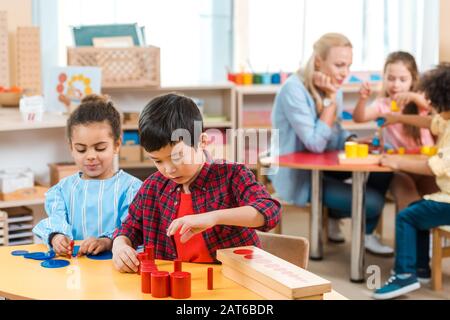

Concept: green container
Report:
left=253, top=74, right=263, bottom=84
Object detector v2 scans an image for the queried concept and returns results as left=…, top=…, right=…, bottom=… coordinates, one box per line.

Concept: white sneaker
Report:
left=365, top=234, right=394, bottom=256
left=328, top=218, right=345, bottom=243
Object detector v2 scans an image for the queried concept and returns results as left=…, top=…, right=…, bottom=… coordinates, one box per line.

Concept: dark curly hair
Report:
left=67, top=94, right=122, bottom=142
left=419, top=63, right=450, bottom=113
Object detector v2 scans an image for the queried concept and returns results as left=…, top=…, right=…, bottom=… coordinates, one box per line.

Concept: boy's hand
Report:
left=393, top=92, right=415, bottom=108
left=359, top=82, right=372, bottom=100
left=51, top=234, right=71, bottom=256
left=167, top=212, right=217, bottom=243
left=78, top=237, right=112, bottom=256
left=112, top=237, right=139, bottom=273
left=380, top=155, right=401, bottom=170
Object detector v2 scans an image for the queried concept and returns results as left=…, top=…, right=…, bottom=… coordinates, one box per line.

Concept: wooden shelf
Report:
left=236, top=85, right=281, bottom=95
left=0, top=198, right=45, bottom=209
left=123, top=120, right=233, bottom=131
left=0, top=108, right=67, bottom=132
left=104, top=83, right=234, bottom=93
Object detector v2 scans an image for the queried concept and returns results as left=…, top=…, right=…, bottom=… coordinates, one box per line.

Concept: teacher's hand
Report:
left=313, top=71, right=338, bottom=96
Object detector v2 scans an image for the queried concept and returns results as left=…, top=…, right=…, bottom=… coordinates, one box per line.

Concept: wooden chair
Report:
left=256, top=231, right=309, bottom=269
left=256, top=151, right=329, bottom=239
left=431, top=226, right=450, bottom=290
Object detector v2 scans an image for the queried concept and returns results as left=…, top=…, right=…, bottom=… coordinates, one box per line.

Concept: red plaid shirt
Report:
left=113, top=161, right=281, bottom=262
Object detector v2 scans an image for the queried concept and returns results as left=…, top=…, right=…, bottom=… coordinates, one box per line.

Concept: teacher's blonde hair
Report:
left=299, top=33, right=352, bottom=114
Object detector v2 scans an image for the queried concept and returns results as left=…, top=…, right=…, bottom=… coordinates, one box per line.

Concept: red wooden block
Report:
left=145, top=244, right=155, bottom=262
left=170, top=271, right=191, bottom=299
left=69, top=240, right=74, bottom=259
left=207, top=267, right=213, bottom=290
left=174, top=259, right=182, bottom=272
left=151, top=271, right=170, bottom=298
left=137, top=252, right=149, bottom=275
left=141, top=262, right=158, bottom=294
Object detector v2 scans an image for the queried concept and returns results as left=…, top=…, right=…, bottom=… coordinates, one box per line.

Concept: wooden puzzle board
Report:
left=17, top=27, right=41, bottom=95
left=338, top=153, right=381, bottom=165
left=0, top=11, right=9, bottom=87
left=216, top=246, right=331, bottom=299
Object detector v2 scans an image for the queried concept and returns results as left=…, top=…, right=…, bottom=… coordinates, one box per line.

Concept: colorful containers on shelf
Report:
left=227, top=72, right=291, bottom=85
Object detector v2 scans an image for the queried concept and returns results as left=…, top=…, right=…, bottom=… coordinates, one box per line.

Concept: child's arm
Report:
left=167, top=206, right=265, bottom=243
left=381, top=155, right=434, bottom=176
left=32, top=185, right=73, bottom=255
left=382, top=114, right=433, bottom=129
left=353, top=82, right=380, bottom=122
left=394, top=92, right=431, bottom=111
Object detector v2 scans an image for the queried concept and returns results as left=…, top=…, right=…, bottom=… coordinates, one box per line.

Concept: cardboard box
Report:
left=120, top=144, right=141, bottom=163
left=48, top=162, right=79, bottom=186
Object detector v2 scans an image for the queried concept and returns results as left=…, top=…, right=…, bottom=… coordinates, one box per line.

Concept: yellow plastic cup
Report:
left=398, top=147, right=405, bottom=155
left=421, top=146, right=431, bottom=156
left=357, top=144, right=369, bottom=158
left=345, top=142, right=358, bottom=158
left=429, top=146, right=438, bottom=156
left=243, top=73, right=253, bottom=85
left=391, top=100, right=399, bottom=112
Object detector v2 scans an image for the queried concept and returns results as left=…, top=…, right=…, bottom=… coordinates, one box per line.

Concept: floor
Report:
left=280, top=201, right=450, bottom=300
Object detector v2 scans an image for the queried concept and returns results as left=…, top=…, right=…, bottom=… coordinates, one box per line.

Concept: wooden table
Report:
left=0, top=244, right=347, bottom=300
left=276, top=151, right=392, bottom=282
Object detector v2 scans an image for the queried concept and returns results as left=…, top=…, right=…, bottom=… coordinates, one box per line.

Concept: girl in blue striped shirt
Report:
left=33, top=95, right=142, bottom=257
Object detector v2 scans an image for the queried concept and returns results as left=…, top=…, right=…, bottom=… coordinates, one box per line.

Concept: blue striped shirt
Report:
left=33, top=170, right=142, bottom=245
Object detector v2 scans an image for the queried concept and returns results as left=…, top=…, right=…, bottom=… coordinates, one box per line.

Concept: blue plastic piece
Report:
left=372, top=137, right=380, bottom=147
left=122, top=131, right=140, bottom=145
left=72, top=245, right=80, bottom=257
left=376, top=117, right=386, bottom=127
left=41, top=259, right=70, bottom=269
left=24, top=251, right=56, bottom=261
left=271, top=73, right=281, bottom=84
left=11, top=250, right=29, bottom=256
left=370, top=74, right=382, bottom=81
left=87, top=250, right=113, bottom=260
left=348, top=75, right=362, bottom=83
left=342, top=111, right=353, bottom=120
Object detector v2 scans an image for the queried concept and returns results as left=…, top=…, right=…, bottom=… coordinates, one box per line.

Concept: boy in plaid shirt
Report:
left=112, top=93, right=281, bottom=272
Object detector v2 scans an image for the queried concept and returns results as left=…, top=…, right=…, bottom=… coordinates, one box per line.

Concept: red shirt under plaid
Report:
left=113, top=160, right=281, bottom=262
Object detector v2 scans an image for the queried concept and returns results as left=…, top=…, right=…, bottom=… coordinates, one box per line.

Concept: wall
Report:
left=440, top=0, right=450, bottom=62
left=0, top=0, right=32, bottom=86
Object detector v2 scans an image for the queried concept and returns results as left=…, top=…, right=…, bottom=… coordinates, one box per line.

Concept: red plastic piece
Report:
left=174, top=259, right=182, bottom=272
left=145, top=244, right=155, bottom=262
left=233, top=249, right=254, bottom=255
left=141, top=261, right=158, bottom=294
left=69, top=240, right=74, bottom=259
left=137, top=252, right=149, bottom=275
left=170, top=271, right=191, bottom=299
left=207, top=267, right=213, bottom=290
left=151, top=271, right=170, bottom=298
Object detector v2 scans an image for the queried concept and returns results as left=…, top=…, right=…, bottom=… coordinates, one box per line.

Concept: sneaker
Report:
left=373, top=275, right=420, bottom=300
left=328, top=218, right=345, bottom=243
left=390, top=268, right=431, bottom=284
left=365, top=234, right=394, bottom=256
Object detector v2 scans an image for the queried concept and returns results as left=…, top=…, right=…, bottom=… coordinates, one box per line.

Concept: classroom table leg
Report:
left=310, top=169, right=323, bottom=260
left=350, top=171, right=367, bottom=282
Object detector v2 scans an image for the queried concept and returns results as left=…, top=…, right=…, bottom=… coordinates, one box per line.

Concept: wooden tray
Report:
left=0, top=186, right=48, bottom=202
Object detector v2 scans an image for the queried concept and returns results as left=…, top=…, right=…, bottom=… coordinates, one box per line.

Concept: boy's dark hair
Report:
left=67, top=94, right=121, bottom=142
left=419, top=63, right=450, bottom=113
left=139, top=93, right=203, bottom=152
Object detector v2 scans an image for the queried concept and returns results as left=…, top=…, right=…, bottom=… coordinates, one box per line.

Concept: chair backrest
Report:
left=256, top=231, right=309, bottom=269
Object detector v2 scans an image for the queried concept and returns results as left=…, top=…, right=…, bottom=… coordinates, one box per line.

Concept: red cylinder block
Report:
left=141, top=261, right=158, bottom=294
left=145, top=244, right=155, bottom=262
left=207, top=267, right=213, bottom=290
left=151, top=271, right=170, bottom=298
left=174, top=259, right=182, bottom=272
left=137, top=252, right=149, bottom=275
left=170, top=271, right=191, bottom=299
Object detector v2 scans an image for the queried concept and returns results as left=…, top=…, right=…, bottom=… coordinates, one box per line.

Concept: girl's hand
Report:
left=380, top=155, right=401, bottom=170
left=112, top=237, right=139, bottom=273
left=359, top=82, right=372, bottom=100
left=51, top=234, right=71, bottom=256
left=313, top=71, right=338, bottom=96
left=167, top=213, right=217, bottom=244
left=393, top=92, right=417, bottom=108
left=381, top=113, right=400, bottom=126
left=78, top=237, right=112, bottom=256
